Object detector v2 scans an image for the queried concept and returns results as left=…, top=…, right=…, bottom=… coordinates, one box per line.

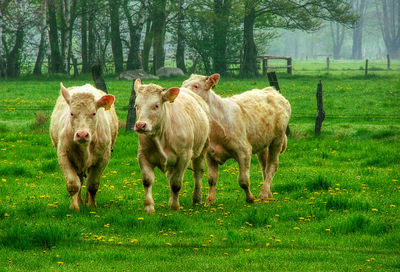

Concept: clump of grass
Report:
left=30, top=111, right=49, bottom=132
left=0, top=222, right=79, bottom=249
left=332, top=214, right=370, bottom=234
left=306, top=175, right=331, bottom=192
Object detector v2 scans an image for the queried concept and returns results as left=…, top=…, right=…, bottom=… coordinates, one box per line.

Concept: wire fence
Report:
left=1, top=106, right=399, bottom=121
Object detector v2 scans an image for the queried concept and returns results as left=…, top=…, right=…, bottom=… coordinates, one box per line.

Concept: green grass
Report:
left=0, top=60, right=399, bottom=271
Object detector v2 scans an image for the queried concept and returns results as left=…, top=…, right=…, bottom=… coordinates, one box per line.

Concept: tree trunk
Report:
left=241, top=3, right=258, bottom=77
left=33, top=30, right=47, bottom=75
left=151, top=0, right=167, bottom=74
left=34, top=0, right=47, bottom=76
left=88, top=0, right=96, bottom=66
left=213, top=0, right=231, bottom=75
left=376, top=0, right=400, bottom=59
left=351, top=0, right=366, bottom=59
left=6, top=21, right=24, bottom=78
left=47, top=0, right=64, bottom=73
left=330, top=22, right=345, bottom=59
left=81, top=0, right=89, bottom=73
left=176, top=0, right=186, bottom=73
left=142, top=18, right=152, bottom=72
left=124, top=0, right=148, bottom=70
left=109, top=0, right=124, bottom=73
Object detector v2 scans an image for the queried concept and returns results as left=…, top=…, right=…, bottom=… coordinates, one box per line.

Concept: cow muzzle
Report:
left=134, top=121, right=150, bottom=133
left=74, top=130, right=91, bottom=143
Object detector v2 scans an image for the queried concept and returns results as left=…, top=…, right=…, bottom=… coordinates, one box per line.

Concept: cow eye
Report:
left=92, top=112, right=96, bottom=117
left=193, top=84, right=199, bottom=90
left=70, top=112, right=74, bottom=117
left=154, top=104, right=159, bottom=110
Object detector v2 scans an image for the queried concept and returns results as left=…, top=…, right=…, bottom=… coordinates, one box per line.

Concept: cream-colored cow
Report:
left=50, top=83, right=118, bottom=211
left=182, top=74, right=291, bottom=204
left=134, top=79, right=210, bottom=213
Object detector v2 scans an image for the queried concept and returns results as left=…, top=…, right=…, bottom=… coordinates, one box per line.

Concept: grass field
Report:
left=0, top=60, right=399, bottom=271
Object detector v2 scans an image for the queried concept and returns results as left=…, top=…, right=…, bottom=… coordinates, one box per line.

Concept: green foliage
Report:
left=0, top=64, right=399, bottom=270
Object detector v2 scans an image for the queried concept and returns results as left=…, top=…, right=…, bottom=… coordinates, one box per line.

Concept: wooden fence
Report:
left=260, top=56, right=293, bottom=75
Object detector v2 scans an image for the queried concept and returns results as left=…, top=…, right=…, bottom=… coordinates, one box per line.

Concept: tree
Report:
left=33, top=0, right=48, bottom=75
left=151, top=0, right=167, bottom=74
left=123, top=0, right=149, bottom=70
left=108, top=0, right=124, bottom=73
left=175, top=0, right=186, bottom=73
left=1, top=0, right=32, bottom=78
left=240, top=0, right=357, bottom=77
left=351, top=0, right=367, bottom=59
left=375, top=0, right=400, bottom=58
left=142, top=18, right=152, bottom=72
left=330, top=22, right=345, bottom=59
left=212, top=0, right=231, bottom=75
left=80, top=0, right=89, bottom=73
left=47, top=0, right=64, bottom=73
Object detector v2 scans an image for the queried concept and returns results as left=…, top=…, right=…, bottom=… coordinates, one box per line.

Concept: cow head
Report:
left=60, top=83, right=115, bottom=145
left=181, top=73, right=220, bottom=101
left=133, top=78, right=179, bottom=135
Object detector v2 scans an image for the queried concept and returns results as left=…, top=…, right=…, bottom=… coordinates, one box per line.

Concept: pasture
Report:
left=0, top=60, right=399, bottom=271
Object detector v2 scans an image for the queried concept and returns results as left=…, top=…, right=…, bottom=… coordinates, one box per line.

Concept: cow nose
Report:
left=75, top=130, right=90, bottom=142
left=135, top=122, right=147, bottom=131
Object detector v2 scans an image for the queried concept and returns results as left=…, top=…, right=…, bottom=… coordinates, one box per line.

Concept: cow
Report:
left=50, top=83, right=118, bottom=212
left=182, top=74, right=291, bottom=204
left=133, top=79, right=210, bottom=213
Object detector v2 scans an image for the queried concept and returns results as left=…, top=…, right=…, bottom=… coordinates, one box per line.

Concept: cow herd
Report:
left=50, top=74, right=291, bottom=213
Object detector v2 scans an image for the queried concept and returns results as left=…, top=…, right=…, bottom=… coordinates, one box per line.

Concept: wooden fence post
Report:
left=92, top=64, right=108, bottom=93
left=326, top=57, right=330, bottom=71
left=387, top=54, right=391, bottom=70
left=267, top=71, right=290, bottom=136
left=315, top=80, right=325, bottom=136
left=263, top=57, right=268, bottom=76
left=125, top=80, right=137, bottom=131
left=287, top=57, right=292, bottom=74
left=72, top=58, right=78, bottom=78
left=365, top=59, right=368, bottom=76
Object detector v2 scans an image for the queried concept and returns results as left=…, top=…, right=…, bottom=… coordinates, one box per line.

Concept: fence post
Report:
left=126, top=80, right=137, bottom=131
left=315, top=80, right=325, bottom=136
left=326, top=57, right=330, bottom=71
left=267, top=71, right=290, bottom=136
left=263, top=57, right=268, bottom=76
left=287, top=57, right=292, bottom=74
left=92, top=64, right=108, bottom=93
left=72, top=58, right=79, bottom=78
left=365, top=59, right=368, bottom=76
left=387, top=54, right=391, bottom=70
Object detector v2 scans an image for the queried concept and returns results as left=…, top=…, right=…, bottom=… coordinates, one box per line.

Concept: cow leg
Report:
left=167, top=156, right=191, bottom=211
left=259, top=138, right=282, bottom=200
left=139, top=155, right=155, bottom=213
left=58, top=151, right=81, bottom=212
left=77, top=173, right=85, bottom=206
left=205, top=153, right=219, bottom=205
left=236, top=149, right=255, bottom=203
left=86, top=161, right=107, bottom=208
left=192, top=156, right=204, bottom=204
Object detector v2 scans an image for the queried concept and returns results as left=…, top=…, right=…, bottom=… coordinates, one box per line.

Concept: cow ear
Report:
left=205, top=73, right=220, bottom=90
left=134, top=78, right=142, bottom=93
left=60, top=83, right=70, bottom=104
left=96, top=94, right=115, bottom=110
left=162, top=87, right=180, bottom=103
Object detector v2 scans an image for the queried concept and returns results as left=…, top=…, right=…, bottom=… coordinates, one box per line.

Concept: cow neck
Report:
left=207, top=89, right=230, bottom=123
left=71, top=141, right=91, bottom=167
left=150, top=104, right=170, bottom=160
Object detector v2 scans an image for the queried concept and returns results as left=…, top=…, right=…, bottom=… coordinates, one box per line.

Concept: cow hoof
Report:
left=246, top=195, right=255, bottom=203
left=192, top=194, right=202, bottom=205
left=169, top=202, right=180, bottom=211
left=70, top=204, right=80, bottom=212
left=145, top=205, right=155, bottom=214
left=205, top=197, right=215, bottom=206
